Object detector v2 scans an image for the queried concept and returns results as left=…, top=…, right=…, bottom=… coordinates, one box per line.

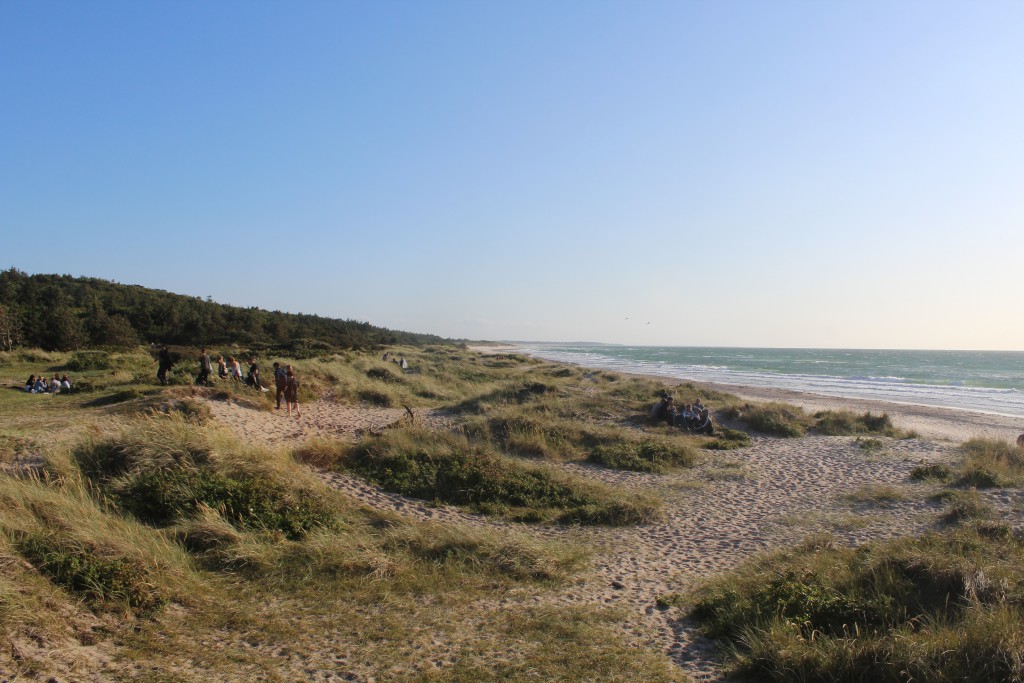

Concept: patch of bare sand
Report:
left=205, top=398, right=450, bottom=446
left=204, top=395, right=1024, bottom=681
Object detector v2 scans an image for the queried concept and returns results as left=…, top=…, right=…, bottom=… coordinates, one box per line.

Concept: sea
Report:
left=512, top=343, right=1024, bottom=419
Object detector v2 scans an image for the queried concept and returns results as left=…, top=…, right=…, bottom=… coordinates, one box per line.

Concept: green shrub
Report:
left=726, top=403, right=808, bottom=437
left=332, top=429, right=658, bottom=525
left=16, top=533, right=166, bottom=614
left=366, top=367, right=402, bottom=383
left=960, top=438, right=1024, bottom=485
left=113, top=469, right=335, bottom=539
left=910, top=463, right=954, bottom=482
left=588, top=441, right=697, bottom=473
left=935, top=490, right=993, bottom=524
left=65, top=351, right=113, bottom=371
left=956, top=466, right=1004, bottom=489
left=83, top=388, right=143, bottom=407
left=814, top=411, right=897, bottom=436
left=855, top=437, right=886, bottom=452
left=689, top=528, right=1024, bottom=681
left=702, top=427, right=751, bottom=450
left=357, top=388, right=393, bottom=407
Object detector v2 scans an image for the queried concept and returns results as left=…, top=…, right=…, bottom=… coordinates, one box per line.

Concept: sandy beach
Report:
left=204, top=352, right=1024, bottom=681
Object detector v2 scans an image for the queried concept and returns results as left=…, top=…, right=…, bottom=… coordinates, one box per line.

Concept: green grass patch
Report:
left=724, top=402, right=809, bottom=437
left=305, top=429, right=660, bottom=525
left=16, top=532, right=167, bottom=614
left=841, top=483, right=906, bottom=505
left=701, top=427, right=751, bottom=450
left=910, top=462, right=954, bottom=482
left=113, top=469, right=336, bottom=539
left=587, top=440, right=698, bottom=473
left=959, top=437, right=1024, bottom=487
left=814, top=410, right=900, bottom=436
left=690, top=528, right=1024, bottom=682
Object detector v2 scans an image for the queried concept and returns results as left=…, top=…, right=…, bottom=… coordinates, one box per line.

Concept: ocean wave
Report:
left=522, top=346, right=1024, bottom=418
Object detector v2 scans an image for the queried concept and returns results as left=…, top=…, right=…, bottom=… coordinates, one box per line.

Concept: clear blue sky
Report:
left=3, top=1, right=1022, bottom=350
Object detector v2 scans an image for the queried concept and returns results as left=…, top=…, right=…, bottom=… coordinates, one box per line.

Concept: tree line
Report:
left=0, top=269, right=447, bottom=352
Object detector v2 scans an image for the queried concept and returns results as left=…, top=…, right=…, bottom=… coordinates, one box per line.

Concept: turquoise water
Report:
left=515, top=344, right=1024, bottom=418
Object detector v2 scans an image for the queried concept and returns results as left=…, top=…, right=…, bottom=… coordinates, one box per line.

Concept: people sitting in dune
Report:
left=227, top=356, right=243, bottom=382
left=49, top=375, right=61, bottom=393
left=25, top=375, right=35, bottom=392
left=692, top=406, right=714, bottom=435
left=246, top=358, right=267, bottom=391
left=674, top=404, right=696, bottom=429
left=61, top=375, right=72, bottom=392
left=32, top=376, right=47, bottom=393
left=673, top=403, right=713, bottom=434
left=217, top=355, right=229, bottom=380
left=652, top=393, right=676, bottom=424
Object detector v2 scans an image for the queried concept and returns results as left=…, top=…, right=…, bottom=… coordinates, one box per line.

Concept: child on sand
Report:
left=284, top=365, right=300, bottom=417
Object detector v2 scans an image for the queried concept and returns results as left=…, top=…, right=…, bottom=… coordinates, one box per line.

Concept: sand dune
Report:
left=203, top=390, right=1024, bottom=680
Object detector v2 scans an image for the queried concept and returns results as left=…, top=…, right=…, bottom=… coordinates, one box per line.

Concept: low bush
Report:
left=689, top=528, right=1024, bottom=681
left=366, top=367, right=402, bottom=383
left=83, top=388, right=143, bottom=407
left=960, top=438, right=1024, bottom=486
left=112, top=469, right=335, bottom=539
left=357, top=388, right=394, bottom=407
left=814, top=411, right=897, bottom=436
left=64, top=351, right=113, bottom=371
left=588, top=440, right=698, bottom=473
left=323, top=429, right=659, bottom=525
left=701, top=427, right=751, bottom=450
left=934, top=489, right=993, bottom=524
left=16, top=533, right=167, bottom=614
left=910, top=463, right=954, bottom=482
left=724, top=402, right=808, bottom=437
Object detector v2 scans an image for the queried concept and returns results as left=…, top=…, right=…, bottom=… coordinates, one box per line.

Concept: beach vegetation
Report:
left=910, top=462, right=954, bottom=482
left=296, top=428, right=660, bottom=525
left=841, top=483, right=906, bottom=505
left=688, top=526, right=1024, bottom=682
left=699, top=426, right=751, bottom=450
left=723, top=402, right=809, bottom=437
left=0, top=384, right=676, bottom=680
left=814, top=410, right=902, bottom=436
left=933, top=489, right=994, bottom=524
left=959, top=437, right=1024, bottom=487
left=587, top=440, right=698, bottom=473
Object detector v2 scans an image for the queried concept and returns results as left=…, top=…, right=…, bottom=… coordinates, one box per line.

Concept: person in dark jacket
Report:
left=156, top=346, right=172, bottom=385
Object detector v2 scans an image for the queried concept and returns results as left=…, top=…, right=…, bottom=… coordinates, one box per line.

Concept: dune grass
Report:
left=296, top=428, right=661, bottom=525
left=957, top=437, right=1024, bottom=488
left=0, top=396, right=687, bottom=681
left=689, top=527, right=1024, bottom=682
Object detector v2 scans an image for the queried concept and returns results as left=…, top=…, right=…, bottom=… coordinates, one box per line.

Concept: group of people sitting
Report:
left=381, top=352, right=409, bottom=370
left=651, top=392, right=714, bottom=434
left=24, top=373, right=72, bottom=394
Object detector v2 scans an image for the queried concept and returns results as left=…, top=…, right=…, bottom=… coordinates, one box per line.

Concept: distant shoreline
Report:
left=469, top=344, right=1023, bottom=444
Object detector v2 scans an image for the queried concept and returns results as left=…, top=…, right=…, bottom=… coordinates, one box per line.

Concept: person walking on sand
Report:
left=284, top=365, right=300, bottom=417
left=273, top=362, right=287, bottom=409
left=156, top=346, right=172, bottom=385
left=198, top=348, right=213, bottom=386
